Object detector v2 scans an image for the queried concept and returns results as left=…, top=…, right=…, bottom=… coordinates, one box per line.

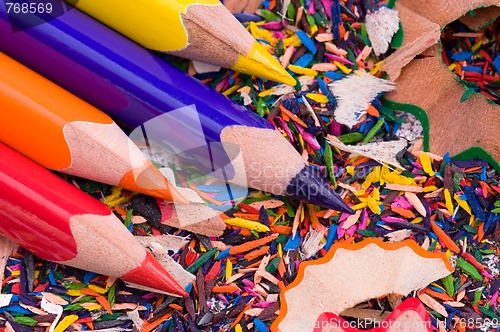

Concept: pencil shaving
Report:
left=273, top=238, right=452, bottom=332
left=382, top=0, right=500, bottom=80
left=327, top=136, right=407, bottom=170
left=328, top=71, right=396, bottom=128
left=365, top=6, right=400, bottom=56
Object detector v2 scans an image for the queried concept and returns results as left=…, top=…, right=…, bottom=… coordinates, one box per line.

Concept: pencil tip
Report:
left=119, top=161, right=188, bottom=204
left=122, top=252, right=188, bottom=297
left=286, top=166, right=354, bottom=214
left=232, top=41, right=296, bottom=85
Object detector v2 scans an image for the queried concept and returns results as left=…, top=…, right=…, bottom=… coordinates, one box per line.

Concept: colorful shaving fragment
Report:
left=442, top=17, right=500, bottom=104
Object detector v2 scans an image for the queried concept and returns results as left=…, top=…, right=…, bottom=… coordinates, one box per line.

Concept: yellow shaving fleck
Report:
left=249, top=22, right=277, bottom=45
left=367, top=195, right=381, bottom=214
left=310, top=25, right=318, bottom=35
left=104, top=187, right=130, bottom=207
left=66, top=290, right=82, bottom=297
left=88, top=284, right=108, bottom=294
left=420, top=152, right=435, bottom=176
left=369, top=61, right=383, bottom=75
left=226, top=258, right=232, bottom=281
left=305, top=93, right=329, bottom=103
left=283, top=34, right=302, bottom=47
left=225, top=218, right=270, bottom=232
left=454, top=194, right=472, bottom=215
left=223, top=85, right=240, bottom=96
left=288, top=65, right=318, bottom=76
left=334, top=61, right=352, bottom=74
left=422, top=186, right=438, bottom=193
left=411, top=217, right=423, bottom=224
left=383, top=171, right=417, bottom=186
left=259, top=87, right=276, bottom=97
left=351, top=202, right=368, bottom=210
left=84, top=304, right=102, bottom=311
left=471, top=40, right=482, bottom=52
left=54, top=315, right=79, bottom=332
left=444, top=189, right=454, bottom=214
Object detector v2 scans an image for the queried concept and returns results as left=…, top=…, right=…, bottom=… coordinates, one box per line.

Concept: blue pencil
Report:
left=0, top=5, right=353, bottom=213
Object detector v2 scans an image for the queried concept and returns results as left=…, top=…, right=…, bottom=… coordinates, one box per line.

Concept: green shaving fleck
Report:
left=460, top=88, right=475, bottom=103
left=442, top=274, right=455, bottom=297
left=324, top=143, right=337, bottom=188
left=362, top=118, right=385, bottom=144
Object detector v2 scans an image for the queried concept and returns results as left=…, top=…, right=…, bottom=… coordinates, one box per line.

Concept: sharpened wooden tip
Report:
left=232, top=41, right=296, bottom=86
left=121, top=252, right=188, bottom=297
left=119, top=161, right=188, bottom=204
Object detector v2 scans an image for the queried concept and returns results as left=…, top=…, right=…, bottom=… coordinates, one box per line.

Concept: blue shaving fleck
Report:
left=463, top=186, right=485, bottom=221
left=317, top=77, right=335, bottom=104
left=216, top=248, right=230, bottom=260
left=493, top=55, right=500, bottom=73
left=331, top=0, right=342, bottom=39
left=283, top=231, right=301, bottom=251
left=324, top=71, right=346, bottom=80
left=428, top=232, right=437, bottom=240
left=324, top=224, right=338, bottom=251
left=428, top=285, right=445, bottom=293
left=0, top=305, right=32, bottom=314
left=295, top=30, right=317, bottom=54
left=83, top=272, right=97, bottom=284
left=443, top=152, right=452, bottom=164
left=451, top=51, right=474, bottom=61
left=461, top=66, right=483, bottom=73
left=254, top=318, right=269, bottom=332
left=382, top=121, right=390, bottom=132
left=48, top=267, right=56, bottom=286
left=185, top=283, right=193, bottom=294
left=484, top=212, right=500, bottom=232
left=256, top=38, right=271, bottom=45
left=392, top=121, right=402, bottom=135
left=294, top=53, right=314, bottom=68
left=234, top=13, right=264, bottom=22
left=480, top=168, right=487, bottom=181
left=371, top=99, right=382, bottom=108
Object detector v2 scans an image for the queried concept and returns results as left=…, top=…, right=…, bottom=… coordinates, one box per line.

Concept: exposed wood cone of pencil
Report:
left=0, top=52, right=187, bottom=204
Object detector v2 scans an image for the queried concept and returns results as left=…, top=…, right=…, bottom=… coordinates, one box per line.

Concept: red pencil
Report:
left=0, top=142, right=187, bottom=297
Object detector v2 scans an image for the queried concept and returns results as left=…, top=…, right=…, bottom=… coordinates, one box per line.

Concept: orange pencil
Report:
left=0, top=52, right=185, bottom=203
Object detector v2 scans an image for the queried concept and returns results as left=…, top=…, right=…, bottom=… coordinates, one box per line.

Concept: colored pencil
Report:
left=67, top=0, right=295, bottom=85
left=0, top=51, right=185, bottom=204
left=0, top=142, right=187, bottom=297
left=0, top=7, right=352, bottom=214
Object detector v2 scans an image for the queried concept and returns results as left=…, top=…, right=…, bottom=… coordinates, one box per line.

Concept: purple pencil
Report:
left=0, top=5, right=353, bottom=213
